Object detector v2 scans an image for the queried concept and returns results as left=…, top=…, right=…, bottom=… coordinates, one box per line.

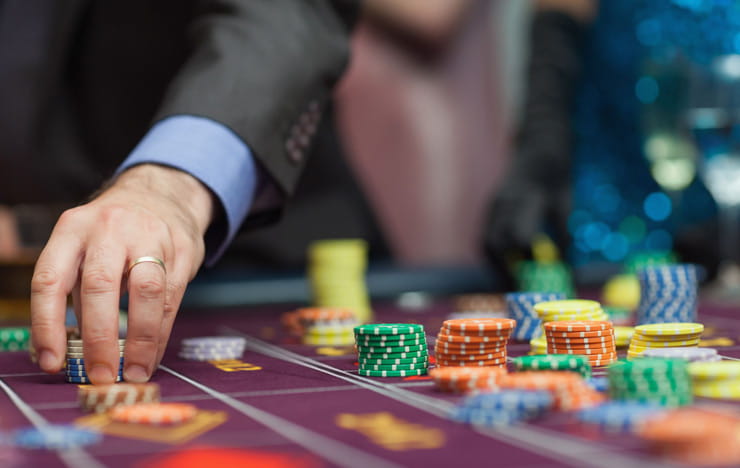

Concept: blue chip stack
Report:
left=636, top=265, right=698, bottom=325
left=66, top=339, right=124, bottom=383
left=13, top=425, right=102, bottom=450
left=505, top=292, right=566, bottom=341
left=576, top=401, right=664, bottom=433
left=450, top=390, right=553, bottom=428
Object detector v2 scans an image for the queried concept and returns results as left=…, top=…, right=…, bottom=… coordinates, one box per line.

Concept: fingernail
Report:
left=39, top=350, right=57, bottom=372
left=124, top=365, right=149, bottom=383
left=88, top=364, right=114, bottom=384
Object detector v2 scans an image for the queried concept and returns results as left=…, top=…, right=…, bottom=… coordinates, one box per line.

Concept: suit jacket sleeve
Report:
left=152, top=0, right=359, bottom=223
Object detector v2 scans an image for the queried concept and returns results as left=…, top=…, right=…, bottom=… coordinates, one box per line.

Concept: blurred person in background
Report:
left=336, top=0, right=508, bottom=266
left=484, top=0, right=739, bottom=289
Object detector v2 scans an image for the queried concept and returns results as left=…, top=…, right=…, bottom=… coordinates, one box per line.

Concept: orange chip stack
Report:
left=434, top=318, right=515, bottom=368
left=281, top=307, right=358, bottom=342
left=110, top=402, right=198, bottom=425
left=544, top=320, right=617, bottom=367
left=429, top=366, right=507, bottom=393
left=498, top=371, right=605, bottom=411
left=637, top=408, right=740, bottom=466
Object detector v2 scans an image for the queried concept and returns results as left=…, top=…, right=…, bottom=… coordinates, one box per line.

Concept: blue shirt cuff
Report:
left=117, top=115, right=257, bottom=265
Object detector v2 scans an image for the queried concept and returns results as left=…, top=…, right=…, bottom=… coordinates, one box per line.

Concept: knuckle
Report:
left=127, top=332, right=158, bottom=347
left=31, top=267, right=62, bottom=294
left=133, top=278, right=165, bottom=300
left=81, top=269, right=117, bottom=295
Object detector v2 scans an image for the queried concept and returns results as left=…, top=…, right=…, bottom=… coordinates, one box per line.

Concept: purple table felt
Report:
left=0, top=299, right=739, bottom=468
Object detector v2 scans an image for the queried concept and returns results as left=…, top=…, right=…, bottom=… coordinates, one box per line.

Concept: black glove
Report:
left=483, top=9, right=588, bottom=287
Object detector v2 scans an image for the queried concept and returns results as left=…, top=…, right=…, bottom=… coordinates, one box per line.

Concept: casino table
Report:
left=0, top=293, right=739, bottom=467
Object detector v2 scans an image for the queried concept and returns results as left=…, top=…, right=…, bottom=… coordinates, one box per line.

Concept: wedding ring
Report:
left=127, top=256, right=166, bottom=275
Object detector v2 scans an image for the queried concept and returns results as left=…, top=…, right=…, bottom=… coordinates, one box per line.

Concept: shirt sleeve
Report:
left=116, top=115, right=258, bottom=265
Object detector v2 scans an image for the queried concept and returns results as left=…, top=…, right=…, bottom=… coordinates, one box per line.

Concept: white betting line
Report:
left=157, top=364, right=403, bottom=468
left=0, top=378, right=104, bottom=468
left=233, top=331, right=676, bottom=468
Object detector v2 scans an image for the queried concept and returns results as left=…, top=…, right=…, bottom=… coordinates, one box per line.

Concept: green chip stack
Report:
left=517, top=261, right=574, bottom=298
left=0, top=327, right=30, bottom=351
left=354, top=324, right=428, bottom=377
left=512, top=354, right=592, bottom=379
left=608, top=358, right=692, bottom=407
left=624, top=251, right=676, bottom=274
left=308, top=239, right=373, bottom=322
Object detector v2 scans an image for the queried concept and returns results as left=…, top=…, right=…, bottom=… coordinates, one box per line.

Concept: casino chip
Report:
left=505, top=292, right=566, bottom=341
left=636, top=408, right=740, bottom=466
left=0, top=327, right=30, bottom=352
left=450, top=389, right=553, bottom=427
left=179, top=336, right=246, bottom=361
left=354, top=324, right=428, bottom=377
left=517, top=261, right=575, bottom=298
left=78, top=383, right=161, bottom=413
left=688, top=361, right=740, bottom=400
left=576, top=402, right=664, bottom=433
left=627, top=323, right=703, bottom=360
left=65, top=339, right=125, bottom=383
left=498, top=371, right=604, bottom=411
left=635, top=265, right=698, bottom=325
left=542, top=316, right=617, bottom=367
left=110, top=402, right=198, bottom=425
left=513, top=355, right=591, bottom=378
left=307, top=239, right=372, bottom=322
left=642, top=346, right=719, bottom=362
left=435, top=318, right=513, bottom=368
left=608, top=358, right=692, bottom=407
left=13, top=425, right=102, bottom=450
left=429, top=366, right=506, bottom=393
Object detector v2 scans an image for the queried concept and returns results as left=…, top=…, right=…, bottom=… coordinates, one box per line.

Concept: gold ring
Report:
left=127, top=256, right=166, bottom=275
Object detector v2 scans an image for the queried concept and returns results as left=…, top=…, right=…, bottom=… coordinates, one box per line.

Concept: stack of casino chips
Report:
left=110, top=402, right=198, bottom=425
left=282, top=307, right=359, bottom=346
left=428, top=366, right=506, bottom=394
left=608, top=358, right=693, bottom=407
left=66, top=339, right=124, bottom=383
left=627, top=322, right=703, bottom=360
left=528, top=336, right=548, bottom=355
left=544, top=320, right=617, bottom=367
left=308, top=239, right=372, bottom=322
left=78, top=382, right=160, bottom=413
left=517, top=261, right=574, bottom=298
left=0, top=327, right=30, bottom=352
left=576, top=401, right=664, bottom=433
left=450, top=389, right=553, bottom=427
left=512, top=354, right=591, bottom=379
left=688, top=361, right=740, bottom=400
left=642, top=346, right=719, bottom=363
left=534, top=299, right=610, bottom=325
left=434, top=318, right=515, bottom=368
left=178, top=336, right=246, bottom=361
left=635, top=264, right=698, bottom=325
left=505, top=292, right=566, bottom=341
left=498, top=371, right=605, bottom=411
left=447, top=294, right=507, bottom=319
left=637, top=408, right=740, bottom=466
left=354, top=324, right=428, bottom=377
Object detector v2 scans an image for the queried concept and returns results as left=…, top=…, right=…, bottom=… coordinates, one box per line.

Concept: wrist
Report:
left=114, top=164, right=215, bottom=235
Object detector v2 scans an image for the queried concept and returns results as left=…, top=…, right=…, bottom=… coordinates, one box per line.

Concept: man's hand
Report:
left=31, top=164, right=214, bottom=384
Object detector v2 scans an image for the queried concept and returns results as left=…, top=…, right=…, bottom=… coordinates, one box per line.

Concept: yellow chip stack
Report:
left=307, top=239, right=373, bottom=322
left=614, top=326, right=634, bottom=348
left=533, top=299, right=610, bottom=332
left=688, top=361, right=740, bottom=400
left=627, top=323, right=703, bottom=360
left=529, top=336, right=548, bottom=355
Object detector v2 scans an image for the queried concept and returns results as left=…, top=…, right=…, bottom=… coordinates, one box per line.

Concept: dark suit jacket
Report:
left=0, top=0, right=388, bottom=266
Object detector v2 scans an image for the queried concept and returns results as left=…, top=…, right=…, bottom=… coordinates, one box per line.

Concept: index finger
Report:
left=31, top=228, right=84, bottom=373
